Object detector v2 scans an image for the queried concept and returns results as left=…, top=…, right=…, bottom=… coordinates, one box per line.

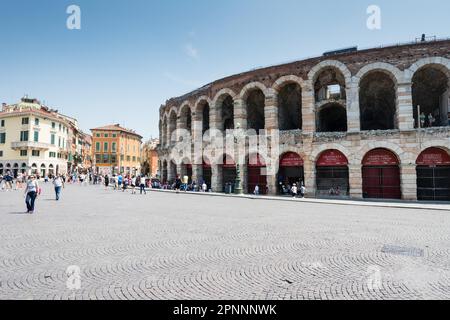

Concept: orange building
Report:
left=141, top=138, right=159, bottom=178
left=91, top=124, right=143, bottom=176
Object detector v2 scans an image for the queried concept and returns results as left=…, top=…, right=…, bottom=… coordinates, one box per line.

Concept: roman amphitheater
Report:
left=157, top=39, right=450, bottom=201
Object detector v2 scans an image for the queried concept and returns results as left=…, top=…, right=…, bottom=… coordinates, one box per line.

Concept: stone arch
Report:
left=213, top=89, right=236, bottom=131
left=168, top=109, right=178, bottom=144
left=317, top=102, right=347, bottom=132
left=308, top=60, right=352, bottom=87
left=212, top=88, right=237, bottom=106
left=357, top=141, right=410, bottom=164
left=409, top=58, right=450, bottom=128
left=178, top=101, right=194, bottom=118
left=359, top=70, right=398, bottom=131
left=311, top=144, right=354, bottom=164
left=273, top=76, right=303, bottom=131
left=178, top=103, right=193, bottom=134
left=416, top=141, right=450, bottom=159
left=354, top=62, right=403, bottom=84
left=240, top=83, right=267, bottom=133
left=194, top=97, right=211, bottom=134
left=238, top=81, right=268, bottom=101
left=272, top=75, right=306, bottom=92
left=405, top=57, right=450, bottom=82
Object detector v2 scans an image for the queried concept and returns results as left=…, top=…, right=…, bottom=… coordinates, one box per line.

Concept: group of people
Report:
left=419, top=112, right=438, bottom=128
left=103, top=173, right=154, bottom=195
left=278, top=182, right=307, bottom=198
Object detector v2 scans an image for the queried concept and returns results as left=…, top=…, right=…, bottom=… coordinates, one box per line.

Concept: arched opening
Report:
left=247, top=153, right=267, bottom=195
left=197, top=101, right=210, bottom=135
left=416, top=147, right=450, bottom=201
left=168, top=111, right=177, bottom=145
left=13, top=163, right=19, bottom=178
left=246, top=89, right=265, bottom=133
left=360, top=71, right=397, bottom=131
left=180, top=105, right=192, bottom=135
left=317, top=103, right=347, bottom=132
left=31, top=163, right=38, bottom=175
left=314, top=67, right=346, bottom=103
left=362, top=148, right=401, bottom=199
left=412, top=66, right=449, bottom=128
left=221, top=96, right=234, bottom=131
left=40, top=164, right=46, bottom=177
left=21, top=163, right=27, bottom=174
left=277, top=152, right=304, bottom=195
left=0, top=164, right=3, bottom=175
left=202, top=157, right=212, bottom=191
left=316, top=150, right=349, bottom=197
left=49, top=164, right=54, bottom=176
left=221, top=154, right=236, bottom=193
left=162, top=160, right=168, bottom=183
left=278, top=83, right=302, bottom=131
left=180, top=158, right=193, bottom=185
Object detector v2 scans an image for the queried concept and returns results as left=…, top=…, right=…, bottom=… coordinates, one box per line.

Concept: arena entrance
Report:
left=202, top=160, right=212, bottom=191
left=277, top=152, right=304, bottom=194
left=362, top=149, right=401, bottom=199
left=247, top=154, right=267, bottom=195
left=417, top=148, right=450, bottom=201
left=222, top=155, right=236, bottom=193
left=316, top=150, right=349, bottom=197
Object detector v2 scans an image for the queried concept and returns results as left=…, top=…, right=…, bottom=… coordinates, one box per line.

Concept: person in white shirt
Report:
left=53, top=175, right=65, bottom=201
left=24, top=175, right=39, bottom=214
left=291, top=183, right=298, bottom=198
left=139, top=175, right=147, bottom=195
left=254, top=185, right=260, bottom=195
left=202, top=182, right=207, bottom=192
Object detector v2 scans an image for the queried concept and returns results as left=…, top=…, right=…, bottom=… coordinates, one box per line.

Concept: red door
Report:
left=362, top=149, right=401, bottom=199
left=247, top=154, right=267, bottom=194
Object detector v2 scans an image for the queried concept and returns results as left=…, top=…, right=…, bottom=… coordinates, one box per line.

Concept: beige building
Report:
left=158, top=39, right=450, bottom=202
left=0, top=97, right=72, bottom=177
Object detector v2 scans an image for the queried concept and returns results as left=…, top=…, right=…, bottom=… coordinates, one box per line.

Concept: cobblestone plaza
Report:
left=0, top=184, right=449, bottom=300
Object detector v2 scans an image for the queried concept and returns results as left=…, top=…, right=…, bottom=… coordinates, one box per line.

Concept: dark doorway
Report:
left=417, top=148, right=450, bottom=201
left=317, top=103, right=347, bottom=132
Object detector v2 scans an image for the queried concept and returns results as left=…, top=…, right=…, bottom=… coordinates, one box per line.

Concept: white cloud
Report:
left=184, top=43, right=199, bottom=59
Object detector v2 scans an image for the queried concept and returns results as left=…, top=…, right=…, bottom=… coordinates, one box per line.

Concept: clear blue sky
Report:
left=0, top=0, right=449, bottom=139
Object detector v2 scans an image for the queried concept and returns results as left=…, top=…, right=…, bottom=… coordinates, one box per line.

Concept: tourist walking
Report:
left=104, top=174, right=110, bottom=190
left=53, top=175, right=65, bottom=201
left=254, top=185, right=260, bottom=196
left=3, top=172, right=13, bottom=191
left=202, top=181, right=207, bottom=193
left=24, top=175, right=39, bottom=214
left=291, top=183, right=298, bottom=198
left=139, top=175, right=147, bottom=195
left=131, top=176, right=137, bottom=194
left=300, top=184, right=306, bottom=198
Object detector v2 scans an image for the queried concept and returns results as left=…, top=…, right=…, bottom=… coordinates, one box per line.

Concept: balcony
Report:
left=11, top=141, right=52, bottom=151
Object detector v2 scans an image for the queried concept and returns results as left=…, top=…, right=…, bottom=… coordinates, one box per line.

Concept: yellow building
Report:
left=0, top=97, right=72, bottom=177
left=91, top=124, right=143, bottom=176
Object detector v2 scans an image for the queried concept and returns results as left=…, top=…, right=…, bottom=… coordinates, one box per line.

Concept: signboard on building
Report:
left=416, top=147, right=450, bottom=166
left=317, top=150, right=348, bottom=167
left=363, top=149, right=399, bottom=166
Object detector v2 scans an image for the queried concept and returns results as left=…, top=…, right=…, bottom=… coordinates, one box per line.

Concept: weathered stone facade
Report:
left=158, top=40, right=450, bottom=201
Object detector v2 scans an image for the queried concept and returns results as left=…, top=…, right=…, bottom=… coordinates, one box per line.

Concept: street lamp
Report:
left=234, top=123, right=244, bottom=195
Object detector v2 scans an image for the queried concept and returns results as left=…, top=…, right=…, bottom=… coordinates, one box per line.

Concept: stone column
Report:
left=234, top=98, right=247, bottom=129
left=265, top=89, right=278, bottom=130
left=348, top=164, right=363, bottom=199
left=211, top=164, right=223, bottom=192
left=167, top=162, right=175, bottom=182
left=302, top=81, right=315, bottom=134
left=400, top=163, right=417, bottom=201
left=303, top=157, right=315, bottom=197
left=347, top=82, right=360, bottom=132
left=397, top=83, right=415, bottom=131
